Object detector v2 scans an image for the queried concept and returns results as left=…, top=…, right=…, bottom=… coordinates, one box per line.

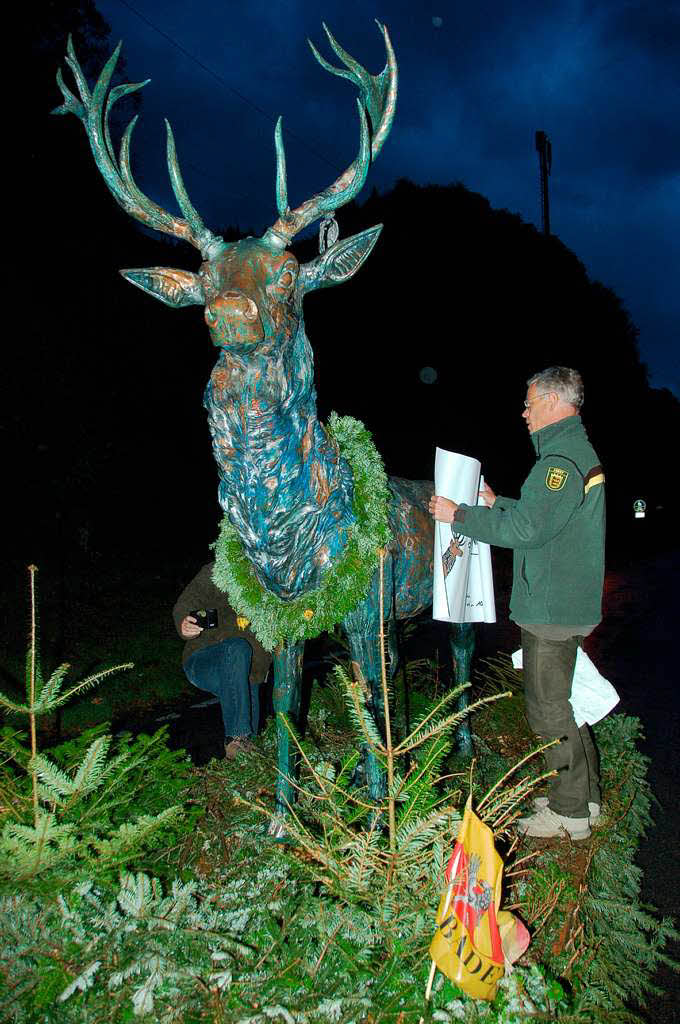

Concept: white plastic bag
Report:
left=511, top=647, right=619, bottom=727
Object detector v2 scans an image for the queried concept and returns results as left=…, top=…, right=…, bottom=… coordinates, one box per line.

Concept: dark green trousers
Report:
left=521, top=629, right=601, bottom=819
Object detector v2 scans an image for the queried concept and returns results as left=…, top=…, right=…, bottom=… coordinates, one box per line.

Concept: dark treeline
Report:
left=9, top=2, right=677, bottom=576
left=301, top=181, right=677, bottom=556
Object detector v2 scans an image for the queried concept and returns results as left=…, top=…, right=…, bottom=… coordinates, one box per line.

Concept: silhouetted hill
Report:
left=301, top=180, right=675, bottom=554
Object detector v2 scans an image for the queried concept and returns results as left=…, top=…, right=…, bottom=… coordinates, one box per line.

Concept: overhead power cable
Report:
left=112, top=0, right=344, bottom=174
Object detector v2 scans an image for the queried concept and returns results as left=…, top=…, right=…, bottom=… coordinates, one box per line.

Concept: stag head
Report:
left=53, top=24, right=397, bottom=355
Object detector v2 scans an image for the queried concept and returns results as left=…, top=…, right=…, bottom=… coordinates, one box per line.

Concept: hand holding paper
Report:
left=479, top=481, right=496, bottom=507
left=433, top=448, right=496, bottom=624
left=429, top=494, right=459, bottom=523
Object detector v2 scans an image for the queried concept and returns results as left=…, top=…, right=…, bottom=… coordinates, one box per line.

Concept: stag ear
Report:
left=299, top=224, right=383, bottom=293
left=120, top=267, right=206, bottom=309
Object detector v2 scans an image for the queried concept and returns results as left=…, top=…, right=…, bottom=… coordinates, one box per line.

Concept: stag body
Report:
left=201, top=237, right=356, bottom=598
left=54, top=25, right=474, bottom=832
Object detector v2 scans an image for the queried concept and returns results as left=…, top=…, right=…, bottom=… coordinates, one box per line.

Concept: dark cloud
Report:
left=68, top=0, right=678, bottom=391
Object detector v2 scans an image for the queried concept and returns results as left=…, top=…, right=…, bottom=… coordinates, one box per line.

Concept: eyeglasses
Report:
left=523, top=392, right=554, bottom=409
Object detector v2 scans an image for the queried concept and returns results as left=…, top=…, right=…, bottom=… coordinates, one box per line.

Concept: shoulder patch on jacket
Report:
left=545, top=466, right=569, bottom=491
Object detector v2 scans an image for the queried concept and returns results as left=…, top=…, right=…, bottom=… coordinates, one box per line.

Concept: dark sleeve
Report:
left=452, top=456, right=583, bottom=550
left=494, top=494, right=517, bottom=511
left=172, top=564, right=216, bottom=637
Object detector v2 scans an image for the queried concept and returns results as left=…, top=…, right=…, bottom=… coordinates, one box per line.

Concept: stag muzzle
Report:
left=204, top=292, right=263, bottom=347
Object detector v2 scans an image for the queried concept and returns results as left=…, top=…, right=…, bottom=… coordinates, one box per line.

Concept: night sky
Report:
left=78, top=0, right=678, bottom=393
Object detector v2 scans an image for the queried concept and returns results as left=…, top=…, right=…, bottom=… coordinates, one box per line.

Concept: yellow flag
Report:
left=429, top=798, right=528, bottom=1001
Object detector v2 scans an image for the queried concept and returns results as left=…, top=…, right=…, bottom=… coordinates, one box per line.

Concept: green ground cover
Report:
left=0, top=564, right=191, bottom=737
left=0, top=571, right=677, bottom=1022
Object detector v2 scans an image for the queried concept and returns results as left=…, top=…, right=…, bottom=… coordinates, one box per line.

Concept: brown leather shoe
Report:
left=224, top=736, right=256, bottom=759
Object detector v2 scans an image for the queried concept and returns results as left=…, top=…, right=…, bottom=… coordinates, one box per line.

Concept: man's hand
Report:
left=180, top=615, right=203, bottom=639
left=429, top=494, right=458, bottom=523
left=479, top=482, right=497, bottom=507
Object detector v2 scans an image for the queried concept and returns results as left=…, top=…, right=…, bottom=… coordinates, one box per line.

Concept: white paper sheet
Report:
left=464, top=482, right=497, bottom=623
left=511, top=647, right=619, bottom=727
left=433, top=448, right=496, bottom=624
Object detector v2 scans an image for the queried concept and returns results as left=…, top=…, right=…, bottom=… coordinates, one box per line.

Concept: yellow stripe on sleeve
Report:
left=584, top=473, right=605, bottom=495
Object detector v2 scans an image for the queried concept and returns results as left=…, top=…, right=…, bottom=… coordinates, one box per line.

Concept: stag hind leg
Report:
left=448, top=622, right=475, bottom=756
left=269, top=640, right=305, bottom=837
left=342, top=603, right=398, bottom=806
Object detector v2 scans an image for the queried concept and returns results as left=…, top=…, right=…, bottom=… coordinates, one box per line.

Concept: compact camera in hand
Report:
left=191, top=608, right=218, bottom=629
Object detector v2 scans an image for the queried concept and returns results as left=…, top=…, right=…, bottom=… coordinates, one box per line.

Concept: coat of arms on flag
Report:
left=427, top=798, right=530, bottom=1002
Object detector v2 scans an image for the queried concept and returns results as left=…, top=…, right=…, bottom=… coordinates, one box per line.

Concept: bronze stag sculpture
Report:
left=54, top=24, right=474, bottom=835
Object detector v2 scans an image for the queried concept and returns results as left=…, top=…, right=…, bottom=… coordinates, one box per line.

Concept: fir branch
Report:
left=347, top=824, right=383, bottom=890
left=394, top=684, right=471, bottom=751
left=33, top=664, right=71, bottom=712
left=31, top=736, right=114, bottom=809
left=278, top=718, right=376, bottom=812
left=50, top=663, right=134, bottom=709
left=94, top=806, right=183, bottom=864
left=1, top=810, right=78, bottom=881
left=337, top=668, right=386, bottom=754
left=395, top=808, right=453, bottom=854
left=32, top=755, right=78, bottom=800
left=0, top=692, right=34, bottom=715
left=65, top=735, right=114, bottom=806
left=69, top=728, right=174, bottom=827
left=395, top=691, right=510, bottom=753
left=485, top=769, right=557, bottom=833
left=58, top=959, right=101, bottom=1002
left=393, top=737, right=450, bottom=835
left=477, top=737, right=559, bottom=814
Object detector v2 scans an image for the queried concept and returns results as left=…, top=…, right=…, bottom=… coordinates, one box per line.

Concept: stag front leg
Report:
left=269, top=640, right=305, bottom=838
left=347, top=629, right=385, bottom=804
left=343, top=602, right=397, bottom=807
left=449, top=622, right=475, bottom=755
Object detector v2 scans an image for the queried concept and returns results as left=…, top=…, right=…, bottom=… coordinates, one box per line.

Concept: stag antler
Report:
left=53, top=36, right=224, bottom=260
left=267, top=21, right=398, bottom=246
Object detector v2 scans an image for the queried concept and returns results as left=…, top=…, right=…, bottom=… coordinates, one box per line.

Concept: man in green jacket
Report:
left=429, top=367, right=605, bottom=840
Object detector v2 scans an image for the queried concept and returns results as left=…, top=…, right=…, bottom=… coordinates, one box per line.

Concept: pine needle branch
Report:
left=336, top=666, right=386, bottom=753
left=477, top=737, right=559, bottom=813
left=51, top=663, right=134, bottom=709
left=395, top=691, right=511, bottom=753
left=394, top=684, right=471, bottom=750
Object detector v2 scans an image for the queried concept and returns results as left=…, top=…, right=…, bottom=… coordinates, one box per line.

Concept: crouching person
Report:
left=173, top=564, right=272, bottom=758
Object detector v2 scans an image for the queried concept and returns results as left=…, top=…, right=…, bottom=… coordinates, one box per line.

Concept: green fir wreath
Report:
left=211, top=413, right=391, bottom=651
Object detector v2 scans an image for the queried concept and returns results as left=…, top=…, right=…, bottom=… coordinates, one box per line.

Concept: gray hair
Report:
left=527, top=367, right=584, bottom=410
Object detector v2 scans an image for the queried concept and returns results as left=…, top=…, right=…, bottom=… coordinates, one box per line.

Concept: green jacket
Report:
left=452, top=416, right=605, bottom=625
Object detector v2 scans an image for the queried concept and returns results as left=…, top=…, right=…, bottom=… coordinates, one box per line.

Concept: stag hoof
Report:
left=267, top=816, right=288, bottom=841
left=348, top=759, right=367, bottom=790
left=367, top=808, right=387, bottom=834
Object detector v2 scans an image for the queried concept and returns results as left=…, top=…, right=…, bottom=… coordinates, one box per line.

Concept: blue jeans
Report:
left=184, top=637, right=260, bottom=739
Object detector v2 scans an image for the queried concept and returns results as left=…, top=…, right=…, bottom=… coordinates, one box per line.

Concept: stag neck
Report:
left=205, top=336, right=356, bottom=599
left=261, top=226, right=290, bottom=251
